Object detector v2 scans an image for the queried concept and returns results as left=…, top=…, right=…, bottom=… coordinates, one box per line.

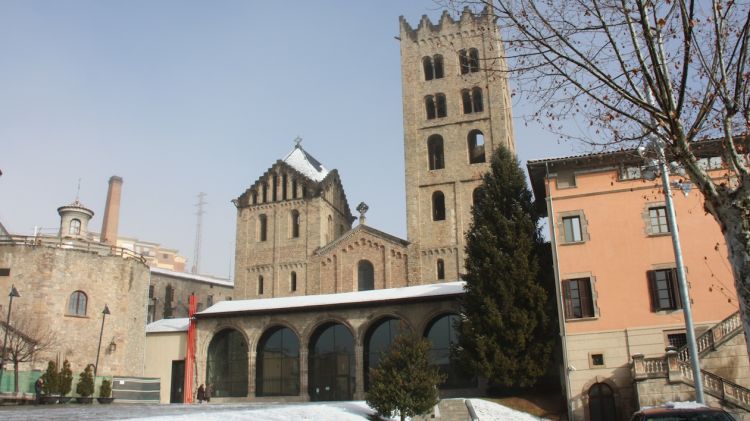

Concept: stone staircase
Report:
left=412, top=398, right=473, bottom=421
left=632, top=311, right=750, bottom=412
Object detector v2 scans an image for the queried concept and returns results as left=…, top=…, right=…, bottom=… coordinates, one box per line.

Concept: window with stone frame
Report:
left=67, top=290, right=87, bottom=316
left=435, top=93, right=447, bottom=118
left=557, top=210, right=589, bottom=244
left=647, top=205, right=670, bottom=234
left=562, top=278, right=595, bottom=319
left=648, top=268, right=681, bottom=311
left=462, top=87, right=484, bottom=114
left=665, top=331, right=687, bottom=349
left=290, top=271, right=297, bottom=292
left=0, top=268, right=9, bottom=277
left=258, top=275, right=264, bottom=295
left=436, top=259, right=445, bottom=280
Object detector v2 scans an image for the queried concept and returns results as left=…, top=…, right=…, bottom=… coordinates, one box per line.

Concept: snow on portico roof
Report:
left=198, top=281, right=466, bottom=317
left=283, top=143, right=329, bottom=182
left=146, top=317, right=189, bottom=333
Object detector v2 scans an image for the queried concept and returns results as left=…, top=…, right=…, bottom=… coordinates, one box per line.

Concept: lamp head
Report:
left=9, top=285, right=19, bottom=298
left=103, top=304, right=111, bottom=315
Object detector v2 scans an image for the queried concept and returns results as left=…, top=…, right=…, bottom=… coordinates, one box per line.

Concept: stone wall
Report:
left=0, top=242, right=148, bottom=377
left=193, top=295, right=472, bottom=402
left=149, top=271, right=233, bottom=321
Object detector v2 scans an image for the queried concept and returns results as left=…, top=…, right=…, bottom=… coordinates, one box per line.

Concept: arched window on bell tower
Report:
left=427, top=135, right=445, bottom=170
left=468, top=130, right=486, bottom=164
left=432, top=191, right=446, bottom=221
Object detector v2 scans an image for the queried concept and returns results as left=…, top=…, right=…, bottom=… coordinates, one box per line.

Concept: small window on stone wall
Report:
left=0, top=268, right=9, bottom=276
left=590, top=353, right=605, bottom=367
left=291, top=210, right=300, bottom=238
left=259, top=214, right=268, bottom=242
left=432, top=191, right=446, bottom=221
left=67, top=290, right=87, bottom=316
left=291, top=271, right=297, bottom=292
left=467, top=130, right=485, bottom=164
left=437, top=259, right=445, bottom=280
left=258, top=275, right=264, bottom=295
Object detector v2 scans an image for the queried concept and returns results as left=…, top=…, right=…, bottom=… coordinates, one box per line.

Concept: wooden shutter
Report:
left=647, top=270, right=659, bottom=311
left=562, top=281, right=572, bottom=319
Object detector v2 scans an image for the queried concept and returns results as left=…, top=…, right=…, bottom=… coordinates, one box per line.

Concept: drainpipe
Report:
left=546, top=162, right=574, bottom=420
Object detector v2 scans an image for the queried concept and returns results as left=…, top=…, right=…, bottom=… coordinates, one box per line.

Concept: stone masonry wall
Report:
left=0, top=243, right=148, bottom=378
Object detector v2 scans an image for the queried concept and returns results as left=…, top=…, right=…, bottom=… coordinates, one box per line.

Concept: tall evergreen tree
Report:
left=365, top=332, right=445, bottom=421
left=458, top=145, right=554, bottom=388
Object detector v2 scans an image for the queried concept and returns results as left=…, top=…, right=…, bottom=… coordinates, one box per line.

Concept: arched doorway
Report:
left=424, top=314, right=475, bottom=389
left=256, top=326, right=300, bottom=396
left=308, top=322, right=355, bottom=401
left=588, top=382, right=617, bottom=420
left=364, top=317, right=403, bottom=390
left=206, top=328, right=248, bottom=397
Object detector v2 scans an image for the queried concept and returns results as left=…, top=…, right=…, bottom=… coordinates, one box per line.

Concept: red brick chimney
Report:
left=100, top=176, right=123, bottom=245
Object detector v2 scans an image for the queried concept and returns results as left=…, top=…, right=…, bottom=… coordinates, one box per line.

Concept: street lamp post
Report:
left=94, top=304, right=111, bottom=377
left=0, top=285, right=20, bottom=393
left=640, top=137, right=705, bottom=403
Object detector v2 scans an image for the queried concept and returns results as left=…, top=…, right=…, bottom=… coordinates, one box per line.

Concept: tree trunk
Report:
left=715, top=198, right=750, bottom=364
left=13, top=362, right=19, bottom=394
left=400, top=412, right=406, bottom=421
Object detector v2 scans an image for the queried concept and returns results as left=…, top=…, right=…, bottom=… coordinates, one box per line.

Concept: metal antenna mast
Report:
left=192, top=192, right=207, bottom=274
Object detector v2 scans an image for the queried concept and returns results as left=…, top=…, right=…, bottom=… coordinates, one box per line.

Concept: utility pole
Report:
left=192, top=192, right=206, bottom=275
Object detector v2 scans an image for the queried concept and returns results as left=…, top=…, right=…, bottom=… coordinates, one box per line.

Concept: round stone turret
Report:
left=57, top=200, right=94, bottom=239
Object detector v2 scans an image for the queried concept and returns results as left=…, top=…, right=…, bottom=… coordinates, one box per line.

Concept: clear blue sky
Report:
left=0, top=1, right=578, bottom=278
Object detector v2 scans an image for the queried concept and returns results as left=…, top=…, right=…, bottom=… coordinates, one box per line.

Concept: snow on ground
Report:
left=126, top=402, right=379, bottom=421
left=469, top=398, right=548, bottom=421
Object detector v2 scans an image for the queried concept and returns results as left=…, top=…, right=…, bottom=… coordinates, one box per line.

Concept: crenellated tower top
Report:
left=399, top=6, right=495, bottom=42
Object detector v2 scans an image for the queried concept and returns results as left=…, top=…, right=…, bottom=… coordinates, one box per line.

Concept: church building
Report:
left=188, top=7, right=516, bottom=402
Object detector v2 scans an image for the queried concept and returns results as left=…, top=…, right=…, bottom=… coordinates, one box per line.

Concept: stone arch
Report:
left=307, top=321, right=356, bottom=401
left=362, top=316, right=410, bottom=391
left=256, top=324, right=300, bottom=397
left=206, top=327, right=249, bottom=397
left=423, top=312, right=475, bottom=389
left=581, top=377, right=622, bottom=421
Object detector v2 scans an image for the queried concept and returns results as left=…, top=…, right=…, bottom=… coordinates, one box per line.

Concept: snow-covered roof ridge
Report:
left=316, top=224, right=409, bottom=256
left=146, top=317, right=190, bottom=333
left=197, top=281, right=466, bottom=317
left=283, top=144, right=329, bottom=182
left=150, top=267, right=234, bottom=287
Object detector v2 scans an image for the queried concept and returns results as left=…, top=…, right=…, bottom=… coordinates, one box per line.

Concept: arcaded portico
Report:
left=193, top=282, right=479, bottom=402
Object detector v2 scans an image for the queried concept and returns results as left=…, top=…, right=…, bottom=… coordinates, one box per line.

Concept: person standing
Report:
left=196, top=384, right=205, bottom=403
left=34, top=377, right=44, bottom=404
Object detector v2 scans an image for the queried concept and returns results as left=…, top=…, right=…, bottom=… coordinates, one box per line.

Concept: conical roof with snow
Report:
left=283, top=145, right=329, bottom=182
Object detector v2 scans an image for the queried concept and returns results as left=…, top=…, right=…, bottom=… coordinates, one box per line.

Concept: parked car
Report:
left=631, top=403, right=735, bottom=420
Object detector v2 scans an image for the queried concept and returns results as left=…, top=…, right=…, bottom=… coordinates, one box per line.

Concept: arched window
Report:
left=588, top=382, right=617, bottom=420
left=358, top=260, right=375, bottom=291
left=258, top=275, right=264, bottom=295
left=290, top=271, right=297, bottom=292
left=291, top=210, right=300, bottom=238
left=427, top=135, right=445, bottom=170
left=207, top=329, right=248, bottom=397
left=364, top=318, right=403, bottom=390
left=251, top=191, right=258, bottom=205
left=469, top=48, right=480, bottom=72
left=69, top=219, right=81, bottom=235
left=472, top=187, right=483, bottom=208
left=282, top=174, right=288, bottom=200
left=259, top=214, right=268, bottom=242
left=423, top=56, right=434, bottom=81
left=436, top=93, right=447, bottom=118
left=462, top=89, right=472, bottom=114
left=308, top=323, right=355, bottom=401
left=425, top=314, right=475, bottom=389
left=472, top=87, right=483, bottom=112
left=432, top=191, right=446, bottom=221
left=425, top=95, right=436, bottom=120
left=433, top=54, right=444, bottom=79
left=256, top=327, right=300, bottom=396
left=437, top=259, right=445, bottom=280
left=67, top=291, right=87, bottom=316
left=468, top=130, right=486, bottom=164
left=459, top=49, right=480, bottom=74
left=292, top=179, right=298, bottom=199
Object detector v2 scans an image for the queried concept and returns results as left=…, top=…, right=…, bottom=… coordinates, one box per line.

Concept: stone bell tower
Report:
left=399, top=7, right=515, bottom=283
